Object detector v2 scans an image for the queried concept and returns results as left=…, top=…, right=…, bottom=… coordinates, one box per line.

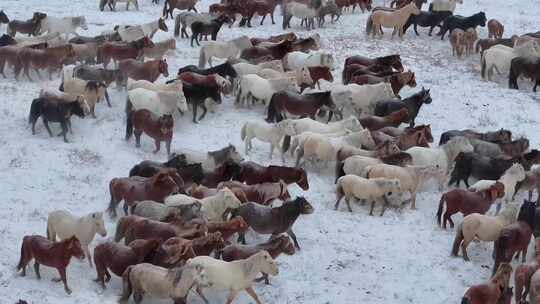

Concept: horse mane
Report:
left=167, top=267, right=186, bottom=285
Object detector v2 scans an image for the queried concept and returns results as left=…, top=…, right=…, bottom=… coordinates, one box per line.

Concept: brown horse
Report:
left=493, top=200, right=536, bottom=276
left=350, top=71, right=416, bottom=96
left=436, top=182, right=504, bottom=229
left=189, top=184, right=249, bottom=203
left=220, top=234, right=295, bottom=284
left=487, top=19, right=504, bottom=39
left=462, top=263, right=513, bottom=304
left=359, top=108, right=409, bottom=131
left=116, top=215, right=207, bottom=244
left=237, top=161, right=309, bottom=190
left=344, top=54, right=404, bottom=72
left=178, top=71, right=226, bottom=92
left=306, top=66, right=333, bottom=88
left=97, top=36, right=154, bottom=68
left=266, top=90, right=336, bottom=123
left=377, top=125, right=431, bottom=149
left=93, top=239, right=161, bottom=289
left=154, top=232, right=225, bottom=266
left=119, top=59, right=169, bottom=82
left=7, top=12, right=46, bottom=37
left=475, top=37, right=517, bottom=54
left=514, top=238, right=540, bottom=304
left=218, top=180, right=291, bottom=205
left=126, top=109, right=174, bottom=155
left=240, top=39, right=293, bottom=61
left=291, top=36, right=320, bottom=52
left=250, top=32, right=297, bottom=45
left=16, top=45, right=75, bottom=80
left=207, top=216, right=249, bottom=240
left=509, top=56, right=540, bottom=92
left=342, top=63, right=397, bottom=84
left=163, top=0, right=198, bottom=19
left=107, top=171, right=179, bottom=217
left=17, top=235, right=85, bottom=294
left=236, top=0, right=274, bottom=27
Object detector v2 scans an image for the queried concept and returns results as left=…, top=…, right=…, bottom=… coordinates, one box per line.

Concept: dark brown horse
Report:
left=306, top=66, right=333, bottom=88
left=151, top=232, right=224, bottom=267
left=93, top=239, right=161, bottom=289
left=126, top=109, right=174, bottom=155
left=178, top=71, right=226, bottom=92
left=97, top=36, right=154, bottom=68
left=376, top=125, right=432, bottom=149
left=350, top=71, right=416, bottom=96
left=266, top=90, right=335, bottom=122
left=462, top=263, right=513, bottom=304
left=250, top=32, right=297, bottom=45
left=359, top=108, right=409, bottom=131
left=440, top=129, right=512, bottom=146
left=189, top=184, right=249, bottom=203
left=436, top=182, right=504, bottom=229
left=240, top=39, right=293, bottom=61
left=7, top=12, right=46, bottom=37
left=513, top=238, right=540, bottom=304
left=374, top=87, right=432, bottom=127
left=200, top=159, right=242, bottom=187
left=28, top=97, right=86, bottom=143
left=233, top=197, right=314, bottom=249
left=509, top=56, right=540, bottom=92
left=344, top=54, right=404, bottom=72
left=0, top=34, right=16, bottom=47
left=236, top=161, right=309, bottom=190
left=190, top=15, right=231, bottom=47
left=16, top=44, right=75, bottom=80
left=342, top=63, right=397, bottom=84
left=219, top=234, right=295, bottom=284
left=119, top=59, right=168, bottom=82
left=493, top=200, right=536, bottom=276
left=218, top=180, right=291, bottom=205
left=17, top=235, right=85, bottom=294
left=115, top=215, right=207, bottom=244
left=107, top=171, right=179, bottom=217
left=291, top=36, right=320, bottom=52
left=207, top=216, right=249, bottom=240
left=0, top=11, right=9, bottom=25
left=163, top=0, right=199, bottom=19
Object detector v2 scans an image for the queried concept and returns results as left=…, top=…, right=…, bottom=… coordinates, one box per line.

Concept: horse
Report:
left=237, top=161, right=309, bottom=190
left=350, top=71, right=417, bottom=96
left=403, top=10, right=453, bottom=36
left=187, top=251, right=278, bottom=304
left=100, top=0, right=139, bottom=11
left=16, top=44, right=75, bottom=80
left=166, top=188, right=242, bottom=221
left=438, top=12, right=487, bottom=40
left=16, top=235, right=85, bottom=294
left=266, top=90, right=335, bottom=122
left=0, top=10, right=9, bottom=25
left=450, top=29, right=466, bottom=58
left=127, top=87, right=188, bottom=117
left=374, top=87, right=431, bottom=127
left=462, top=263, right=513, bottom=304
left=107, top=171, right=179, bottom=217
left=232, top=197, right=314, bottom=249
left=175, top=144, right=243, bottom=171
left=97, top=36, right=154, bottom=68
left=334, top=152, right=413, bottom=183
left=177, top=61, right=238, bottom=81
left=191, top=15, right=230, bottom=47
left=481, top=45, right=517, bottom=81
left=28, top=97, right=85, bottom=143
left=115, top=215, right=206, bottom=244
left=437, top=182, right=504, bottom=229
left=129, top=154, right=187, bottom=177
left=178, top=72, right=230, bottom=94
left=451, top=203, right=519, bottom=261
left=0, top=34, right=16, bottom=47
left=464, top=28, right=478, bottom=56
left=240, top=39, right=294, bottom=62
left=116, top=19, right=169, bottom=42
left=429, top=0, right=461, bottom=12
left=240, top=120, right=292, bottom=160
left=174, top=12, right=213, bottom=38
left=143, top=38, right=176, bottom=60
left=366, top=2, right=420, bottom=39
left=132, top=200, right=201, bottom=222
left=207, top=217, right=249, bottom=240
left=514, top=238, right=540, bottom=304
left=219, top=234, right=294, bottom=284
left=335, top=175, right=401, bottom=215
left=475, top=37, right=517, bottom=55
left=516, top=166, right=540, bottom=203
left=119, top=263, right=208, bottom=304
left=359, top=108, right=409, bottom=131
left=7, top=12, right=47, bottom=37
left=509, top=56, right=540, bottom=92
left=283, top=0, right=322, bottom=30
left=469, top=137, right=530, bottom=159
left=199, top=160, right=243, bottom=188
left=40, top=16, right=87, bottom=38
left=46, top=210, right=106, bottom=268
left=230, top=0, right=276, bottom=27
left=493, top=200, right=537, bottom=276
left=198, top=36, right=252, bottom=68
left=119, top=59, right=168, bottom=83
left=93, top=239, right=161, bottom=289
left=163, top=0, right=199, bottom=19
left=375, top=126, right=431, bottom=150
left=283, top=51, right=334, bottom=71
left=126, top=109, right=174, bottom=155
left=440, top=129, right=512, bottom=145
left=488, top=19, right=504, bottom=39
left=250, top=32, right=297, bottom=45
left=218, top=180, right=290, bottom=205
left=236, top=74, right=298, bottom=108
left=317, top=0, right=341, bottom=27
left=156, top=232, right=225, bottom=262
left=345, top=54, right=403, bottom=72
left=73, top=65, right=127, bottom=88
left=182, top=82, right=222, bottom=123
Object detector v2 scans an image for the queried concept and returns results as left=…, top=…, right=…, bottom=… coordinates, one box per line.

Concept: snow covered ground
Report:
left=1, top=0, right=540, bottom=303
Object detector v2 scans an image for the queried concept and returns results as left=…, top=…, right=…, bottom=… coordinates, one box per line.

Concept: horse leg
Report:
left=260, top=15, right=265, bottom=26
left=287, top=228, right=300, bottom=250
left=522, top=245, right=529, bottom=262
left=84, top=245, right=93, bottom=268
left=198, top=103, right=208, bottom=121
left=42, top=118, right=54, bottom=137
left=245, top=287, right=263, bottom=304
left=414, top=23, right=420, bottom=36
left=269, top=144, right=274, bottom=159
left=495, top=202, right=502, bottom=215
left=237, top=232, right=246, bottom=244
left=153, top=139, right=161, bottom=154
left=34, top=262, right=41, bottom=279
left=53, top=267, right=72, bottom=294
left=461, top=237, right=472, bottom=261
left=60, top=120, right=68, bottom=143
left=271, top=12, right=275, bottom=24
left=369, top=200, right=376, bottom=216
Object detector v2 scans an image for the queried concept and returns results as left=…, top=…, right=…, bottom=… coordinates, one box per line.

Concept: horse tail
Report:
left=436, top=194, right=446, bottom=226
left=174, top=15, right=181, bottom=37
left=198, top=46, right=206, bottom=68
left=508, top=61, right=518, bottom=89
left=240, top=122, right=247, bottom=141
left=451, top=223, right=464, bottom=256
left=365, top=15, right=372, bottom=36
left=119, top=265, right=134, bottom=303
left=114, top=216, right=126, bottom=242
left=475, top=40, right=481, bottom=54
left=125, top=96, right=134, bottom=140
left=480, top=51, right=487, bottom=79
left=16, top=238, right=26, bottom=271
left=162, top=0, right=169, bottom=17
left=282, top=135, right=291, bottom=154
left=334, top=156, right=345, bottom=184
left=266, top=95, right=279, bottom=122
left=108, top=179, right=119, bottom=217
left=295, top=141, right=305, bottom=167
left=28, top=98, right=42, bottom=124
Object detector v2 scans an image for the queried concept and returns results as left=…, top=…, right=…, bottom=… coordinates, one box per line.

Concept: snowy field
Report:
left=1, top=0, right=540, bottom=303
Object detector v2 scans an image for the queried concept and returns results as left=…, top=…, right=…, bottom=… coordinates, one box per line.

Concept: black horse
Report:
left=0, top=34, right=16, bottom=47
left=403, top=10, right=452, bottom=36
left=190, top=14, right=231, bottom=47
left=129, top=153, right=188, bottom=177
left=28, top=98, right=85, bottom=143
left=509, top=56, right=540, bottom=92
left=374, top=87, right=432, bottom=127
left=182, top=82, right=222, bottom=123
left=438, top=12, right=486, bottom=40
left=176, top=61, right=238, bottom=80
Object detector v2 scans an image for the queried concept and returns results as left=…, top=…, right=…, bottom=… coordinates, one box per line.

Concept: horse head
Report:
left=159, top=59, right=169, bottom=77
left=158, top=18, right=169, bottom=32
left=90, top=212, right=107, bottom=237
left=159, top=114, right=174, bottom=136
left=65, top=236, right=85, bottom=260
left=153, top=171, right=179, bottom=194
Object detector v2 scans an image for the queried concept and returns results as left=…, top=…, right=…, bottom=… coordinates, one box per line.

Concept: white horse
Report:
left=165, top=188, right=242, bottom=221
left=429, top=0, right=462, bottom=12
left=346, top=82, right=396, bottom=114
left=236, top=74, right=298, bottom=107
left=287, top=129, right=352, bottom=156
left=481, top=45, right=517, bottom=81
left=132, top=200, right=202, bottom=222
left=284, top=51, right=335, bottom=71
left=187, top=251, right=278, bottom=304
left=258, top=67, right=314, bottom=88
left=514, top=40, right=540, bottom=57
left=276, top=116, right=363, bottom=136
left=47, top=210, right=107, bottom=267
left=127, top=87, right=188, bottom=116
left=451, top=203, right=518, bottom=261
left=117, top=18, right=168, bottom=42
left=15, top=33, right=66, bottom=47
left=127, top=78, right=183, bottom=93
left=40, top=16, right=88, bottom=38
left=406, top=136, right=474, bottom=188
left=232, top=61, right=285, bottom=94
left=198, top=36, right=253, bottom=68
left=283, top=1, right=319, bottom=30
left=241, top=120, right=295, bottom=160
left=100, top=0, right=139, bottom=11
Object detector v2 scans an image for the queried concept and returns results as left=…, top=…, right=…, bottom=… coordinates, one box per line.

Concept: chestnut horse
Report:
left=436, top=182, right=504, bottom=229
left=7, top=12, right=46, bottom=37
left=97, top=36, right=154, bottom=68
left=119, top=59, right=169, bottom=83
left=218, top=180, right=291, bottom=205
left=93, top=239, right=161, bottom=289
left=462, top=263, right=513, bottom=304
left=240, top=39, right=293, bottom=61
left=359, top=108, right=409, bottom=131
left=236, top=161, right=309, bottom=190
left=178, top=71, right=228, bottom=92
left=207, top=216, right=249, bottom=240
left=17, top=235, right=85, bottom=294
left=250, top=32, right=297, bottom=45
left=514, top=238, right=540, bottom=304
left=16, top=44, right=75, bottom=80
left=306, top=66, right=333, bottom=88
left=107, top=171, right=179, bottom=217
left=126, top=109, right=174, bottom=155
left=508, top=56, right=540, bottom=92
left=350, top=71, right=417, bottom=96
left=344, top=54, right=404, bottom=72
left=266, top=90, right=336, bottom=122
left=493, top=200, right=536, bottom=276
left=115, top=215, right=207, bottom=244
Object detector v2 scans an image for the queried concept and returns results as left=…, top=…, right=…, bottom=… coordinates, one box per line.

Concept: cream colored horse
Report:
left=451, top=203, right=518, bottom=261
left=47, top=210, right=107, bottom=267
left=187, top=251, right=278, bottom=304
left=369, top=2, right=421, bottom=39
left=165, top=188, right=242, bottom=221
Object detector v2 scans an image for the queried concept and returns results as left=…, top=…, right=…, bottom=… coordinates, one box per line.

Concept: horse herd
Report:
left=3, top=0, right=540, bottom=303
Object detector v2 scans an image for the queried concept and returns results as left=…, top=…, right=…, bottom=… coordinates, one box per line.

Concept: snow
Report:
left=1, top=0, right=540, bottom=303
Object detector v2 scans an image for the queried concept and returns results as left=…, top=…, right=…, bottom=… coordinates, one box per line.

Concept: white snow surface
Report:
left=1, top=0, right=540, bottom=303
